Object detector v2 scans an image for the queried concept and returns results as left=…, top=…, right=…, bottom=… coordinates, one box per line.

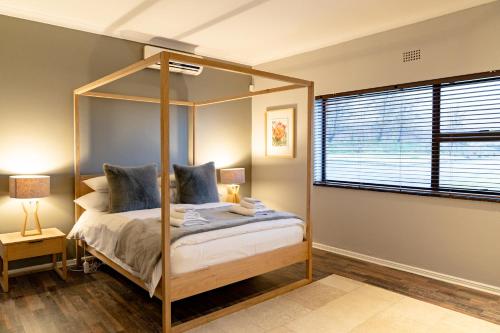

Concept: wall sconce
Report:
left=220, top=168, right=245, bottom=203
left=9, top=175, right=50, bottom=236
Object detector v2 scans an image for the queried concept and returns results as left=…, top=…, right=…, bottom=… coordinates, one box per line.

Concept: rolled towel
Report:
left=242, top=197, right=262, bottom=204
left=229, top=205, right=273, bottom=217
left=170, top=217, right=184, bottom=227
left=240, top=200, right=266, bottom=210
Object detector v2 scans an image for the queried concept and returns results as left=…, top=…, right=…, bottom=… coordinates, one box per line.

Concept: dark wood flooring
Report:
left=0, top=249, right=498, bottom=332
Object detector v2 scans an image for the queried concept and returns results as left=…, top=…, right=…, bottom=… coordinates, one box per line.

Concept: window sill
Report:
left=313, top=181, right=500, bottom=203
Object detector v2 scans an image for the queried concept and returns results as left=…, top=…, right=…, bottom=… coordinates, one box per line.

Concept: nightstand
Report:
left=0, top=227, right=67, bottom=292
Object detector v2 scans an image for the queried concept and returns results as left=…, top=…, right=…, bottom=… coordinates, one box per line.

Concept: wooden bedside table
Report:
left=0, top=227, right=67, bottom=292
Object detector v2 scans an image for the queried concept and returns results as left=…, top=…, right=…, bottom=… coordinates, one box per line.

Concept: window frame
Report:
left=314, top=70, right=500, bottom=202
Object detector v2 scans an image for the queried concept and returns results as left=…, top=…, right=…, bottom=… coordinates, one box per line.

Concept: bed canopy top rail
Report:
left=75, top=54, right=160, bottom=95
left=79, top=84, right=304, bottom=108
left=73, top=50, right=313, bottom=333
left=195, top=84, right=304, bottom=107
left=81, top=91, right=194, bottom=106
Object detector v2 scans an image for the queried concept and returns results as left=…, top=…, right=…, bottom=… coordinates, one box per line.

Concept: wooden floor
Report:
left=0, top=248, right=498, bottom=332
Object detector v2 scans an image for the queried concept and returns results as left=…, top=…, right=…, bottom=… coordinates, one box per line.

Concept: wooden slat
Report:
left=171, top=279, right=310, bottom=333
left=74, top=53, right=160, bottom=94
left=73, top=93, right=81, bottom=218
left=195, top=84, right=304, bottom=107
left=169, top=52, right=312, bottom=87
left=188, top=105, right=196, bottom=165
left=160, top=51, right=172, bottom=333
left=306, top=83, right=314, bottom=281
left=171, top=242, right=308, bottom=301
left=73, top=93, right=83, bottom=268
left=81, top=91, right=194, bottom=106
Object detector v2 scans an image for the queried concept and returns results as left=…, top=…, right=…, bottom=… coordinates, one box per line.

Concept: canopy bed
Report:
left=72, top=51, right=314, bottom=333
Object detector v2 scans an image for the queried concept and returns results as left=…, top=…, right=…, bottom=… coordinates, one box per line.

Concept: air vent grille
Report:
left=403, top=49, right=421, bottom=63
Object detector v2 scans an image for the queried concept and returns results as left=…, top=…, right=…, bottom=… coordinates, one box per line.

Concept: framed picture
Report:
left=265, top=107, right=295, bottom=158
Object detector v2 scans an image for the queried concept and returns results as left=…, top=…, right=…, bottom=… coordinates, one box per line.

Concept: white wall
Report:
left=252, top=2, right=500, bottom=287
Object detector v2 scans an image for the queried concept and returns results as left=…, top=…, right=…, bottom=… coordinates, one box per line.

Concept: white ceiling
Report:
left=0, top=0, right=495, bottom=65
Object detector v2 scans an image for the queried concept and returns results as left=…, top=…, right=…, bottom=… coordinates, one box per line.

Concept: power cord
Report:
left=69, top=240, right=102, bottom=274
left=84, top=258, right=103, bottom=274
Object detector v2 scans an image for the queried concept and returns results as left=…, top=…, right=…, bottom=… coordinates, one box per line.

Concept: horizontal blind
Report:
left=439, top=77, right=500, bottom=196
left=315, top=86, right=433, bottom=190
left=314, top=73, right=500, bottom=201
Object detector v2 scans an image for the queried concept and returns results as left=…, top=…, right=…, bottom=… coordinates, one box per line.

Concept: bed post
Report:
left=73, top=92, right=83, bottom=267
left=306, top=83, right=314, bottom=281
left=160, top=51, right=172, bottom=333
left=188, top=104, right=196, bottom=166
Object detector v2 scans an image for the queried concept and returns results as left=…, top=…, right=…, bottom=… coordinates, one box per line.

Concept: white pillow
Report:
left=83, top=176, right=109, bottom=193
left=74, top=192, right=109, bottom=211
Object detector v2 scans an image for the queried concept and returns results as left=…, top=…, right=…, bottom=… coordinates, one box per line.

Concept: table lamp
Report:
left=9, top=175, right=50, bottom=236
left=220, top=168, right=245, bottom=203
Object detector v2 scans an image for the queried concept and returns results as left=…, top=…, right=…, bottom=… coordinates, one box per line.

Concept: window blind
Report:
left=314, top=72, right=500, bottom=201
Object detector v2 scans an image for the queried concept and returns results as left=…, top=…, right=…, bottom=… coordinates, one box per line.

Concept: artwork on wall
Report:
left=265, top=107, right=295, bottom=158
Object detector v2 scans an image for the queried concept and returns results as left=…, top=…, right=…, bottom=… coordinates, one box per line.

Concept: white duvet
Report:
left=68, top=202, right=305, bottom=297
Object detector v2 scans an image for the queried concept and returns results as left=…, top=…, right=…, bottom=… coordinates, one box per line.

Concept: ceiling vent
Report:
left=144, top=45, right=204, bottom=76
left=402, top=49, right=421, bottom=63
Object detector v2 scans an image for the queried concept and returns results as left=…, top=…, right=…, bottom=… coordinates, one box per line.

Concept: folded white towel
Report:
left=172, top=202, right=234, bottom=212
left=240, top=200, right=266, bottom=210
left=170, top=210, right=203, bottom=220
left=242, top=197, right=262, bottom=204
left=229, top=205, right=273, bottom=217
left=170, top=217, right=208, bottom=228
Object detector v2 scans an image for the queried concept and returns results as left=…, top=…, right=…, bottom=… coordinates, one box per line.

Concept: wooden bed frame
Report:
left=73, top=51, right=314, bottom=333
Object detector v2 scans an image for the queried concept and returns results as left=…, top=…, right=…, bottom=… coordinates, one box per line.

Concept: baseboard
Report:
left=313, top=242, right=500, bottom=296
left=9, top=256, right=93, bottom=277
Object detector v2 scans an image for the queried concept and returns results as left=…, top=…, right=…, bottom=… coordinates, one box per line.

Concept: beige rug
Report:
left=189, top=274, right=500, bottom=333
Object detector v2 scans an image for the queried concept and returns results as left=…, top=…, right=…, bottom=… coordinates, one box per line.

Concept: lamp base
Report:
left=21, top=201, right=42, bottom=237
left=225, top=185, right=241, bottom=203
left=22, top=229, right=42, bottom=237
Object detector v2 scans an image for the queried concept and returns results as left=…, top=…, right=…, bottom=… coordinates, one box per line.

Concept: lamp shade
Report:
left=220, top=168, right=245, bottom=185
left=9, top=175, right=50, bottom=199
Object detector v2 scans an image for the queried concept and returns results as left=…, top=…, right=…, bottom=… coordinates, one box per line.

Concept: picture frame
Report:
left=265, top=107, right=295, bottom=158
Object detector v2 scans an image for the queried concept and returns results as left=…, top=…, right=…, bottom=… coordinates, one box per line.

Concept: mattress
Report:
left=68, top=203, right=305, bottom=296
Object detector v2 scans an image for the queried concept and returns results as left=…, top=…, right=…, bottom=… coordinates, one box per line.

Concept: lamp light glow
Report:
left=220, top=168, right=245, bottom=203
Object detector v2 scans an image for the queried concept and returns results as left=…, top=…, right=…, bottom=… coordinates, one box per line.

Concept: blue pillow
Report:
left=173, top=162, right=219, bottom=204
left=104, top=163, right=160, bottom=213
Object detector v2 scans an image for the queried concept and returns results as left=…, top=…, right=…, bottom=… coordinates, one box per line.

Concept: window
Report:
left=314, top=72, right=500, bottom=201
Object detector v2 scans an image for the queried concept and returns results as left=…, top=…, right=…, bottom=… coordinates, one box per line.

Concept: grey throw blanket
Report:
left=114, top=207, right=300, bottom=283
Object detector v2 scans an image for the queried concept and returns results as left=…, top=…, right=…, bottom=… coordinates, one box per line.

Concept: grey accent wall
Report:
left=252, top=2, right=500, bottom=288
left=183, top=69, right=252, bottom=196
left=0, top=15, right=251, bottom=264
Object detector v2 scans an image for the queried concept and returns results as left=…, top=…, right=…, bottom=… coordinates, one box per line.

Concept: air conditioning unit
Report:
left=143, top=45, right=203, bottom=76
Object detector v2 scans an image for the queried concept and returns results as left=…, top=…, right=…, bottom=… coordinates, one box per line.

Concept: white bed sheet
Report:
left=68, top=203, right=305, bottom=296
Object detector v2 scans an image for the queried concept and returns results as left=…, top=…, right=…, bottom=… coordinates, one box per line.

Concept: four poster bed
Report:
left=72, top=51, right=314, bottom=333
